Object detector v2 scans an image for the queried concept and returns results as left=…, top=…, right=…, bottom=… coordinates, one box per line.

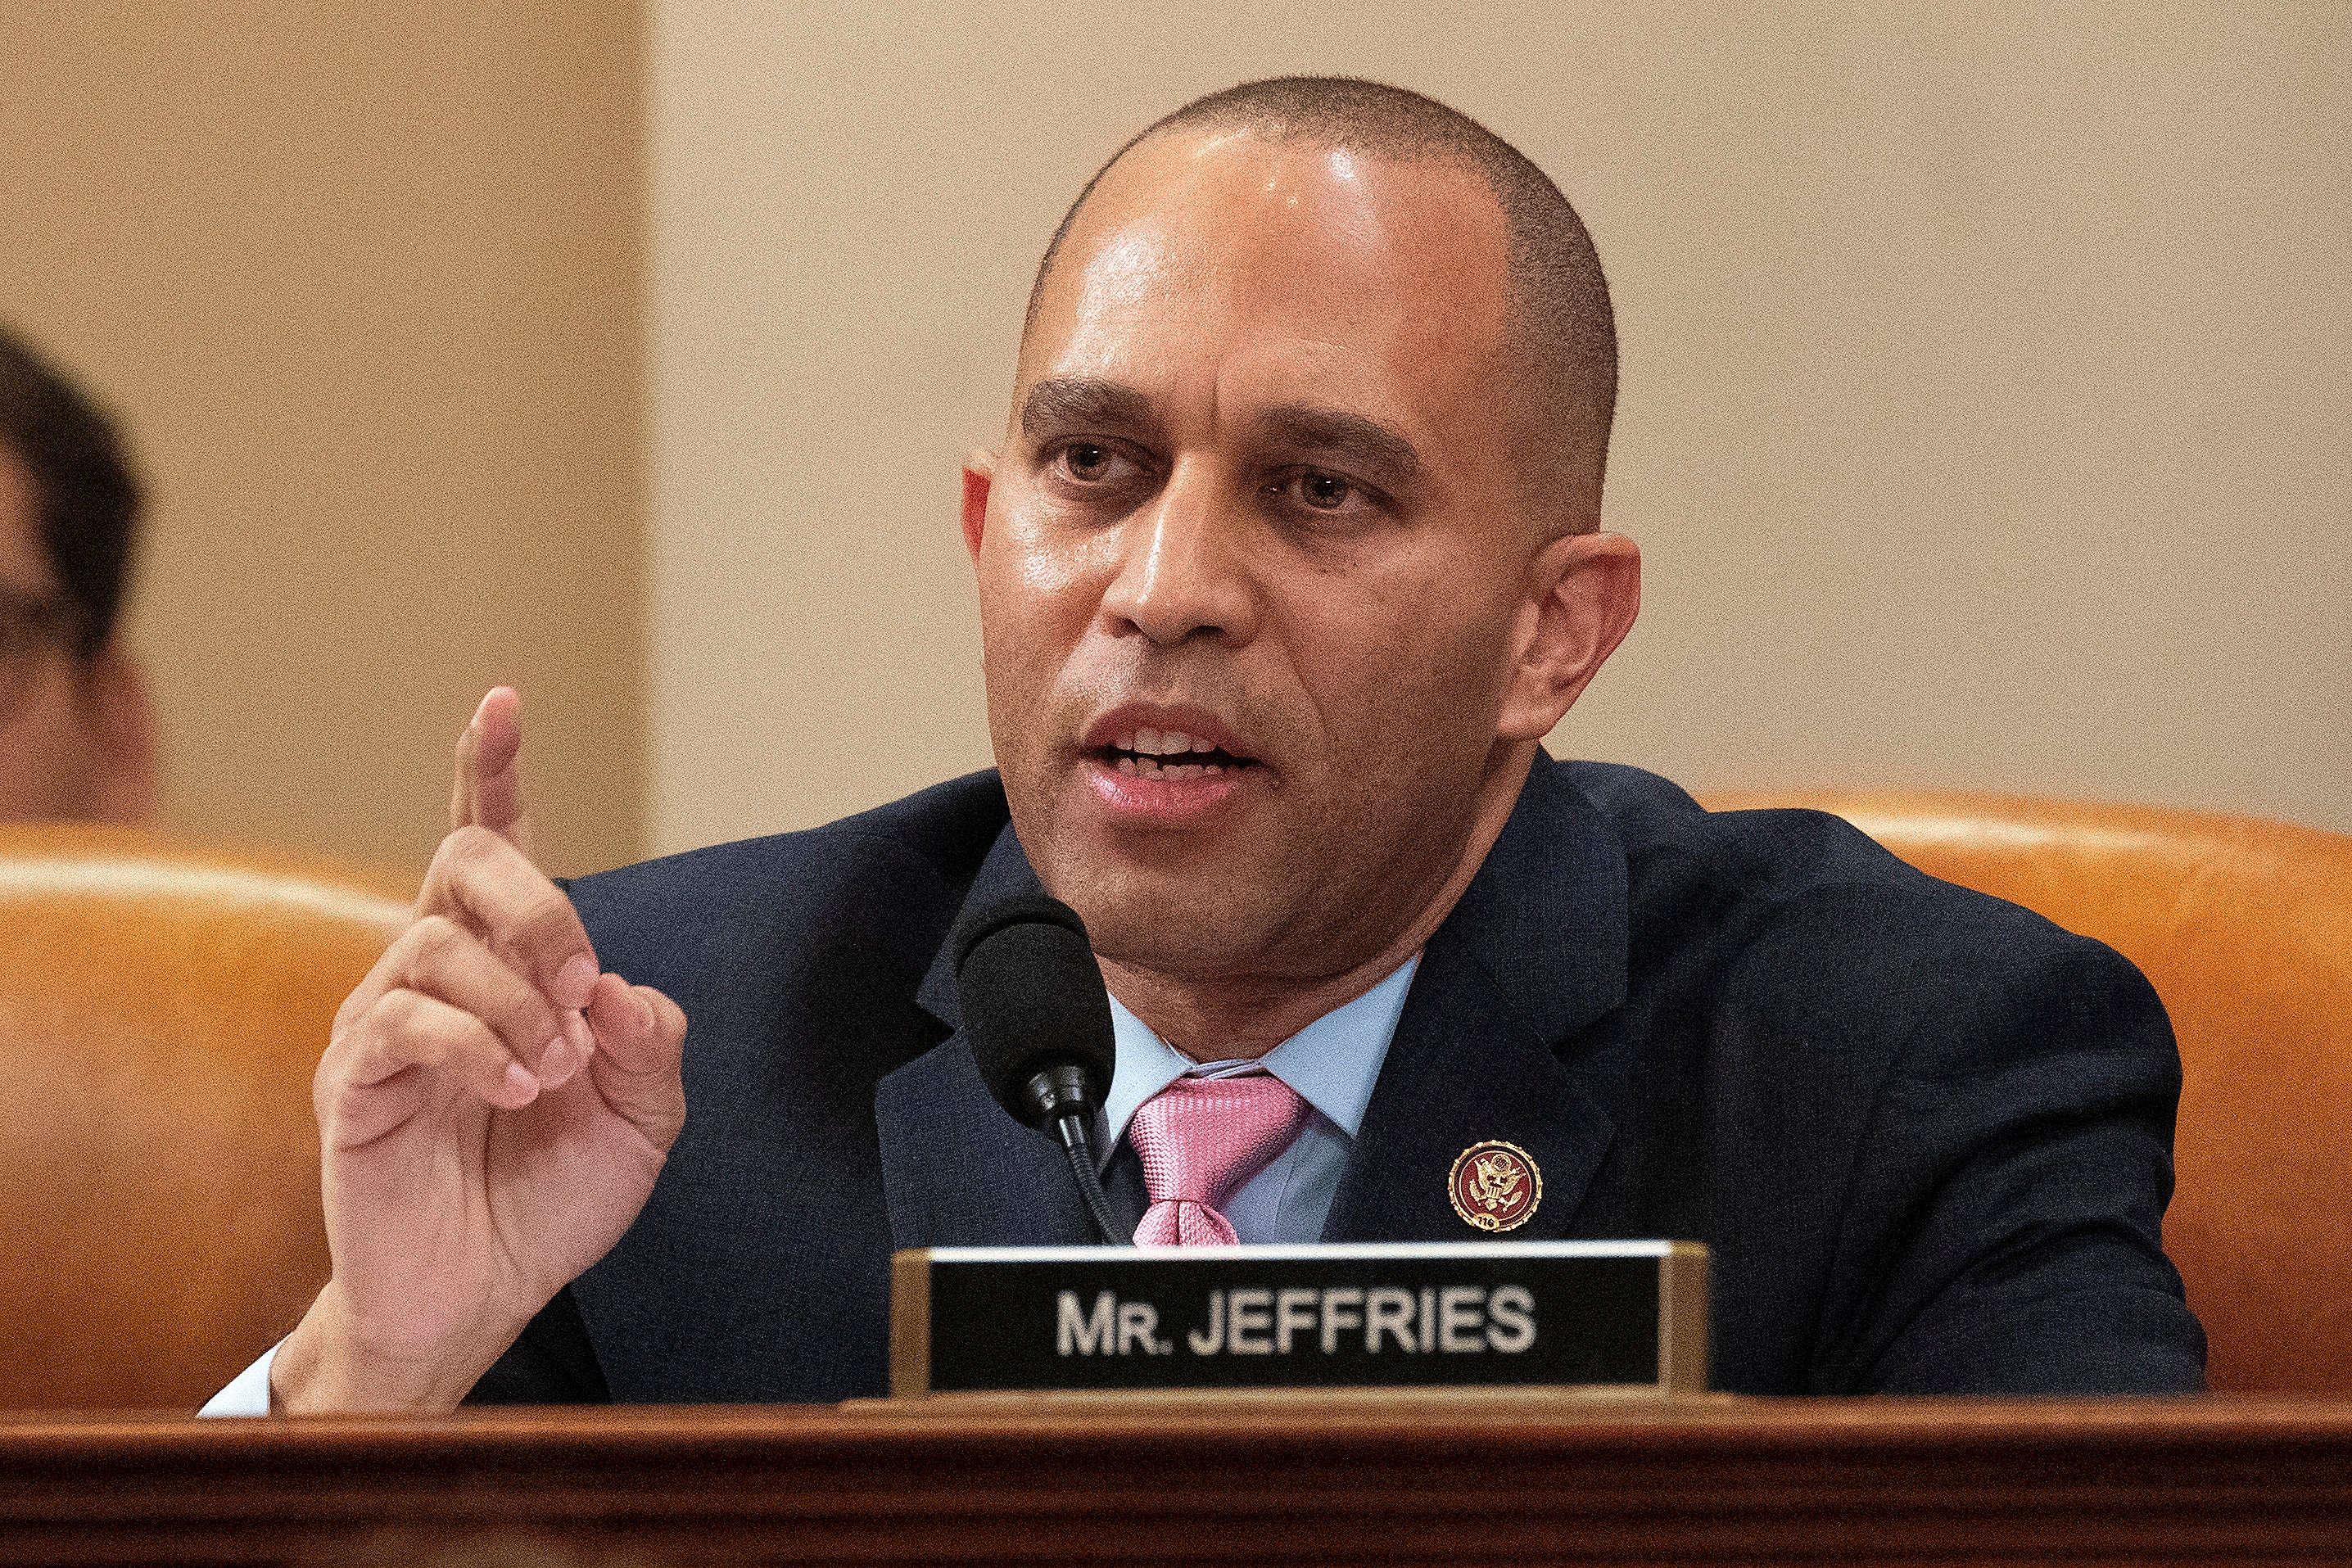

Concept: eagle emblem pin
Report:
left=1448, top=1140, right=1540, bottom=1232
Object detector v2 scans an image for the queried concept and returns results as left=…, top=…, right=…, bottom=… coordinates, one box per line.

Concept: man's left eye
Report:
left=1279, top=471, right=1360, bottom=511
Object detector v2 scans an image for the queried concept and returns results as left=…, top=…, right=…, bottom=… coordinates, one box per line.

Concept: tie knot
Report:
left=1128, top=1073, right=1309, bottom=1216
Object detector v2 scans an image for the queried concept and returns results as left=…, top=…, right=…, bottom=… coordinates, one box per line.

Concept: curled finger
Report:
left=422, top=825, right=599, bottom=1012
left=391, top=913, right=590, bottom=1087
left=332, top=987, right=541, bottom=1114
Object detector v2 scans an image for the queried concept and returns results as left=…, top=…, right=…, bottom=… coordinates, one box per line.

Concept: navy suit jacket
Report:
left=469, top=755, right=2205, bottom=1403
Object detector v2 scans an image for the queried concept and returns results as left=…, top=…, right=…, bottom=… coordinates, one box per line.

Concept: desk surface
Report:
left=5, top=1394, right=2350, bottom=1565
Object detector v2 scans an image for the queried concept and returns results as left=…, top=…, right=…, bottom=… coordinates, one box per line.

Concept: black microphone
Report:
left=952, top=892, right=1131, bottom=1245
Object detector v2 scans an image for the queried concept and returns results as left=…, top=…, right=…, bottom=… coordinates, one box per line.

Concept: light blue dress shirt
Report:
left=1100, top=955, right=1418, bottom=1244
left=201, top=956, right=1421, bottom=1415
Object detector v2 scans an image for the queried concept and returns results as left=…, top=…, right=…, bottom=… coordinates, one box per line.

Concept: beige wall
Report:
left=2, top=1, right=645, bottom=878
left=9, top=6, right=2340, bottom=875
left=649, top=2, right=2350, bottom=857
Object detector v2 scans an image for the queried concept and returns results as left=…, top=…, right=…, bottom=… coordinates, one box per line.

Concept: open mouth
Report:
left=1092, top=725, right=1260, bottom=781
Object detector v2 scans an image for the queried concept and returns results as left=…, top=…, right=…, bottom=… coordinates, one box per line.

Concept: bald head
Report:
left=1024, top=77, right=1618, bottom=526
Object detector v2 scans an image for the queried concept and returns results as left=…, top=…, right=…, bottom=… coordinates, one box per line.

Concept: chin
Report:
left=1054, top=867, right=1290, bottom=981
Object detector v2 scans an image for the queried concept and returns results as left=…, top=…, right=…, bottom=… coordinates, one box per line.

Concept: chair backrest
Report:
left=0, top=825, right=408, bottom=1409
left=1700, top=789, right=2352, bottom=1394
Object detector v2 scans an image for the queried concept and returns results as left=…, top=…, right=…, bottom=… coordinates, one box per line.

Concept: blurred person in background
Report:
left=0, top=323, right=155, bottom=823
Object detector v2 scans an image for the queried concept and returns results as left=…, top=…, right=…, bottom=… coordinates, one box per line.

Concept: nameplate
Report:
left=889, top=1240, right=1707, bottom=1397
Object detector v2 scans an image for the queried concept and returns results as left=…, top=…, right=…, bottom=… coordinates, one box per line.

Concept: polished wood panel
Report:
left=4, top=1395, right=2350, bottom=1565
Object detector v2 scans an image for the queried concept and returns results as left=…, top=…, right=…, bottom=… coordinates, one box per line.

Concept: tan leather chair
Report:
left=0, top=825, right=408, bottom=1409
left=1702, top=789, right=2352, bottom=1394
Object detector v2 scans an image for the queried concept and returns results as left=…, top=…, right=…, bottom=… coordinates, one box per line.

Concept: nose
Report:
left=1098, top=458, right=1260, bottom=648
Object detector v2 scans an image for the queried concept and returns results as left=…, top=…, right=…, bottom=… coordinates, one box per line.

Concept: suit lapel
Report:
left=875, top=823, right=1100, bottom=1249
left=1325, top=755, right=1632, bottom=1242
left=875, top=1028, right=1099, bottom=1248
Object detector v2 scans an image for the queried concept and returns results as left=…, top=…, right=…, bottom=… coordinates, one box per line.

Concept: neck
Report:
left=1099, top=742, right=1536, bottom=1059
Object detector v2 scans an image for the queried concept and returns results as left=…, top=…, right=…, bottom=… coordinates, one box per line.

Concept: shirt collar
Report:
left=1101, top=955, right=1420, bottom=1148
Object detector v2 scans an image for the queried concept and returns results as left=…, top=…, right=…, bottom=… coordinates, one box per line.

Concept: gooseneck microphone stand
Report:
left=1023, top=1063, right=1130, bottom=1245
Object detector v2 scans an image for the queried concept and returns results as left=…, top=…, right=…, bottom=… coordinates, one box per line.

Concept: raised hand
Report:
left=272, top=688, right=687, bottom=1412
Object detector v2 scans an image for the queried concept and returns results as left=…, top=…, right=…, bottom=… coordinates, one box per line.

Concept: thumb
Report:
left=450, top=686, right=536, bottom=858
left=584, top=975, right=688, bottom=1154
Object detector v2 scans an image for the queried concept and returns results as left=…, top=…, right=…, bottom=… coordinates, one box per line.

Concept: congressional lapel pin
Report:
left=1448, top=1139, right=1540, bottom=1232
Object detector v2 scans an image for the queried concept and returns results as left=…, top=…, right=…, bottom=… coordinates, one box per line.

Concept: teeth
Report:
left=1106, top=722, right=1242, bottom=764
left=1137, top=756, right=1162, bottom=779
left=1116, top=756, right=1136, bottom=776
left=1163, top=763, right=1202, bottom=781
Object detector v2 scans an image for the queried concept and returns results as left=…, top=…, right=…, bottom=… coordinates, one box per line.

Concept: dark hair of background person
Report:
left=1022, top=75, right=1619, bottom=527
left=0, top=324, right=142, bottom=658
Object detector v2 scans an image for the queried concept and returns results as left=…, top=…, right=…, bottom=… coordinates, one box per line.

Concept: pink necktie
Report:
left=1128, top=1074, right=1309, bottom=1245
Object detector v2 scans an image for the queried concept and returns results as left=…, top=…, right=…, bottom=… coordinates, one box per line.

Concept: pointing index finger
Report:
left=452, top=686, right=535, bottom=856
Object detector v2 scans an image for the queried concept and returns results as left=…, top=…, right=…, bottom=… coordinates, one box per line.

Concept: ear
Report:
left=77, top=641, right=158, bottom=825
left=961, top=450, right=996, bottom=562
left=1495, top=531, right=1641, bottom=743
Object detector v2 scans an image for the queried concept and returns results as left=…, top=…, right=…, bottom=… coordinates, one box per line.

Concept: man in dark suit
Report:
left=250, top=78, right=2203, bottom=1414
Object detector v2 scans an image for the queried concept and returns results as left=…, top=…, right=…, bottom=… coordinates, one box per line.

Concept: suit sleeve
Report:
left=1812, top=921, right=2207, bottom=1394
left=464, top=1286, right=613, bottom=1404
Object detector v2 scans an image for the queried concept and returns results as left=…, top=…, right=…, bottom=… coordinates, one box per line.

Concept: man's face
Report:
left=0, top=445, right=103, bottom=820
left=975, top=131, right=1554, bottom=984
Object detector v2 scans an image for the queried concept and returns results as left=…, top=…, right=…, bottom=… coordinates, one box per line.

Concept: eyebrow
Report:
left=1020, top=377, right=1159, bottom=438
left=1254, top=404, right=1423, bottom=488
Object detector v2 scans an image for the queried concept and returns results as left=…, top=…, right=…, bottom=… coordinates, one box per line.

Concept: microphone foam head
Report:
left=951, top=892, right=1116, bottom=1129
